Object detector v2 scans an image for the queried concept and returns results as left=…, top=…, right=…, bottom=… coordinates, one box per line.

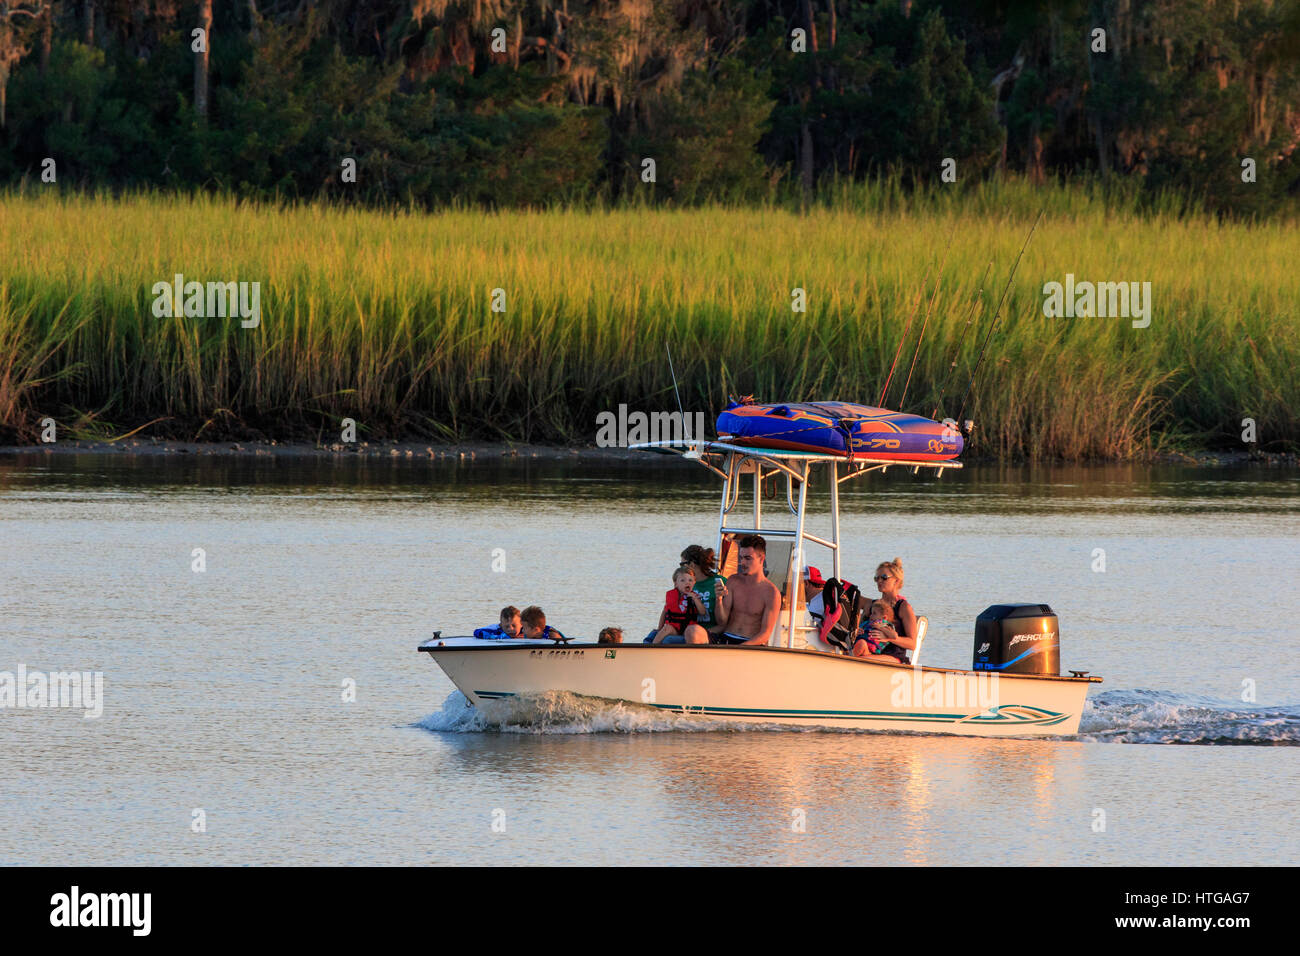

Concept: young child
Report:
left=652, top=566, right=705, bottom=644
left=473, top=605, right=522, bottom=640
left=597, top=627, right=624, bottom=644
left=857, top=598, right=897, bottom=654
left=520, top=605, right=566, bottom=641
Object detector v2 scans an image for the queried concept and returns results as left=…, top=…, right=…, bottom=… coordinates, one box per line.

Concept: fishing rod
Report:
left=898, top=222, right=958, bottom=413
left=954, top=209, right=1044, bottom=431
left=930, top=259, right=993, bottom=421
left=877, top=261, right=932, bottom=409
left=666, top=343, right=701, bottom=457
left=666, top=343, right=685, bottom=420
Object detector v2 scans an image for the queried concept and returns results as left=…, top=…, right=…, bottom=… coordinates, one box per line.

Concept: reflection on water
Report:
left=1, top=451, right=1297, bottom=514
left=415, top=721, right=1280, bottom=866
left=0, top=451, right=1296, bottom=865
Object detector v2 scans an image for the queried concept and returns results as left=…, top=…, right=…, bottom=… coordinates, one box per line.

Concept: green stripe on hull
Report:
left=472, top=692, right=1069, bottom=726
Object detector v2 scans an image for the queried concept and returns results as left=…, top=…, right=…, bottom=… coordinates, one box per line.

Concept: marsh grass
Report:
left=2, top=182, right=1296, bottom=457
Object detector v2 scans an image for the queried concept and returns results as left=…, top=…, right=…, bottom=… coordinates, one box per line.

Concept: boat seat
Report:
left=910, top=617, right=928, bottom=666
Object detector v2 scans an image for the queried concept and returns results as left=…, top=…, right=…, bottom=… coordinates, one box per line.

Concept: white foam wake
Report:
left=1078, top=689, right=1300, bottom=745
left=415, top=688, right=1300, bottom=743
left=416, top=690, right=777, bottom=734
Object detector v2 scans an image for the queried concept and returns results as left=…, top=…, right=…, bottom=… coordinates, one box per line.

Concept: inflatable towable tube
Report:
left=715, top=399, right=963, bottom=462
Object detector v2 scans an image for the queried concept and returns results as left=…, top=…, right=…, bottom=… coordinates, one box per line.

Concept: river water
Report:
left=1, top=452, right=1296, bottom=865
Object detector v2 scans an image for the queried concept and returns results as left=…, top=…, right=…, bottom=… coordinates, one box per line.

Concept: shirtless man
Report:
left=715, top=534, right=780, bottom=646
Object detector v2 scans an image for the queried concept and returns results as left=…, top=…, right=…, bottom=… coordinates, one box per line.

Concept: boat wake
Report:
left=416, top=690, right=777, bottom=734
left=415, top=689, right=1300, bottom=743
left=1078, top=689, right=1300, bottom=745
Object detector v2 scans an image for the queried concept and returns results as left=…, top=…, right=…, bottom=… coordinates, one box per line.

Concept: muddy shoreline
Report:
left=0, top=439, right=1295, bottom=467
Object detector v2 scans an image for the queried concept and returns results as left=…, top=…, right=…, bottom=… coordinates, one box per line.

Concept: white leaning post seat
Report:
left=911, top=616, right=928, bottom=666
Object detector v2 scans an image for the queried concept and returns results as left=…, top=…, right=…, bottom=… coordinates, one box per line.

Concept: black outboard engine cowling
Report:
left=973, top=604, right=1060, bottom=675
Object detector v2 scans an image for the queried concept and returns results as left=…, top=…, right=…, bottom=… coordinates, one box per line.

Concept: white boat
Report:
left=419, top=440, right=1101, bottom=736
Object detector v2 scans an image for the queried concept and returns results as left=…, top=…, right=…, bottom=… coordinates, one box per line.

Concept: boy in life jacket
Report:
left=520, top=605, right=566, bottom=641
left=473, top=605, right=523, bottom=640
left=651, top=566, right=709, bottom=644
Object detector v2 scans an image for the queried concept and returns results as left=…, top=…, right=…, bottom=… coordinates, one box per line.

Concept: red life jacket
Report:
left=664, top=589, right=694, bottom=629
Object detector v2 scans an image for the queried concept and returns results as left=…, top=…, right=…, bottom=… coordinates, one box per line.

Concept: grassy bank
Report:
left=2, top=184, right=1296, bottom=459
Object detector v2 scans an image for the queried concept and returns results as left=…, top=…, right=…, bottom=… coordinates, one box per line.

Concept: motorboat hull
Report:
left=419, top=640, right=1097, bottom=736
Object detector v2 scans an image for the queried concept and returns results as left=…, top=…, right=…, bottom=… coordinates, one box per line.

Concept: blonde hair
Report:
left=673, top=565, right=696, bottom=584
left=876, top=557, right=904, bottom=588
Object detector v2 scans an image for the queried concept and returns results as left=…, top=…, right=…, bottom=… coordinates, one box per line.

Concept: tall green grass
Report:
left=2, top=182, right=1296, bottom=458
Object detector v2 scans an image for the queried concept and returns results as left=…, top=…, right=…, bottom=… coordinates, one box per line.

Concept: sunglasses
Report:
left=874, top=574, right=892, bottom=581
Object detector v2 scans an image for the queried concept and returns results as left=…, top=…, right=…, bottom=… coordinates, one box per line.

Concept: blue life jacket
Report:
left=473, top=624, right=567, bottom=641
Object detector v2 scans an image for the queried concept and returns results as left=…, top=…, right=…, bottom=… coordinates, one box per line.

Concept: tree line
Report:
left=2, top=1, right=1298, bottom=215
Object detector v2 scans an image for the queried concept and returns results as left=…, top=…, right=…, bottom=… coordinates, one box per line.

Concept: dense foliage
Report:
left=2, top=1, right=1298, bottom=215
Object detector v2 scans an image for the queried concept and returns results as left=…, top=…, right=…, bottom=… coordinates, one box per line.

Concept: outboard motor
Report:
left=973, top=604, right=1060, bottom=675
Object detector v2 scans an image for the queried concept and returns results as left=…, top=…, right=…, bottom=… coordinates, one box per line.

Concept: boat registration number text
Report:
left=529, top=649, right=585, bottom=658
